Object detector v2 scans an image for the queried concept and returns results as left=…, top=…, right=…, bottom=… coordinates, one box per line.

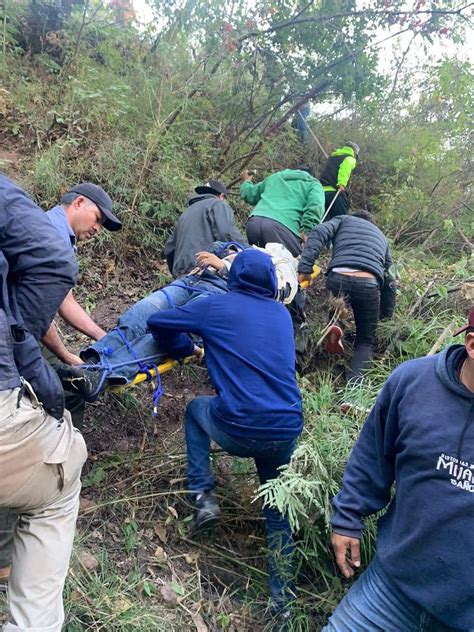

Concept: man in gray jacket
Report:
left=298, top=210, right=396, bottom=381
left=164, top=180, right=246, bottom=277
left=0, top=174, right=87, bottom=631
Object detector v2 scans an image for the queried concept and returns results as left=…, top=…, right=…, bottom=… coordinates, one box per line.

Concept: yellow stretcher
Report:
left=112, top=264, right=320, bottom=390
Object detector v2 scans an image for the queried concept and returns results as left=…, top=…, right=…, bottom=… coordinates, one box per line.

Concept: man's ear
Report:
left=465, top=332, right=474, bottom=360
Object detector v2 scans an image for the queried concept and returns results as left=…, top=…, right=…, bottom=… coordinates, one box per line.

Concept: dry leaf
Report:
left=154, top=524, right=168, bottom=543
left=192, top=612, right=208, bottom=632
left=160, top=581, right=178, bottom=606
left=154, top=546, right=167, bottom=561
left=79, top=497, right=98, bottom=514
left=167, top=505, right=178, bottom=519
left=79, top=549, right=99, bottom=572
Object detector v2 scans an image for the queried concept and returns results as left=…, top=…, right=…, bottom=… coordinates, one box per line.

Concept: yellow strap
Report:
left=111, top=266, right=320, bottom=393
left=300, top=264, right=320, bottom=289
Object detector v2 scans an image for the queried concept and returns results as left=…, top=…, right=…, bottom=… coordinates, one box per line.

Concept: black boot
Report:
left=192, top=492, right=220, bottom=533
left=55, top=363, right=106, bottom=403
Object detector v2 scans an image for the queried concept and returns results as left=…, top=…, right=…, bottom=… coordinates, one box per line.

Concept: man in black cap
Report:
left=40, top=183, right=122, bottom=429
left=42, top=183, right=122, bottom=368
left=164, top=180, right=246, bottom=278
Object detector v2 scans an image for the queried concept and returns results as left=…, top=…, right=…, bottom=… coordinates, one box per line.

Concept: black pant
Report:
left=326, top=271, right=380, bottom=381
left=246, top=216, right=302, bottom=257
left=324, top=190, right=349, bottom=221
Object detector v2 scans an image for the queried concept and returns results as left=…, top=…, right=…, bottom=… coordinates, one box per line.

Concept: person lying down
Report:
left=57, top=241, right=298, bottom=402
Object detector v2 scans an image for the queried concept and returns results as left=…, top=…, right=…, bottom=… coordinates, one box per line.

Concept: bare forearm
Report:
left=41, top=322, right=78, bottom=364
left=58, top=291, right=106, bottom=340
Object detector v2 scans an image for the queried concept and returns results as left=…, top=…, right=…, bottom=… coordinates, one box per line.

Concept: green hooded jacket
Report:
left=240, top=169, right=325, bottom=237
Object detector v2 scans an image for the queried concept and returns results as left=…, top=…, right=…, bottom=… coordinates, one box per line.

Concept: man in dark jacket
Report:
left=0, top=174, right=87, bottom=630
left=298, top=210, right=396, bottom=381
left=319, top=142, right=358, bottom=220
left=148, top=249, right=303, bottom=615
left=323, top=308, right=474, bottom=632
left=164, top=180, right=246, bottom=277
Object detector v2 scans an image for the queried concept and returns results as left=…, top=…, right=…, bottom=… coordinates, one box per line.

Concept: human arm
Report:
left=0, top=175, right=78, bottom=339
left=239, top=177, right=267, bottom=206
left=41, top=321, right=83, bottom=365
left=147, top=298, right=211, bottom=359
left=58, top=290, right=106, bottom=340
left=302, top=179, right=325, bottom=234
left=297, top=216, right=343, bottom=274
left=164, top=230, right=177, bottom=275
left=330, top=372, right=402, bottom=575
left=337, top=156, right=357, bottom=189
left=380, top=245, right=397, bottom=320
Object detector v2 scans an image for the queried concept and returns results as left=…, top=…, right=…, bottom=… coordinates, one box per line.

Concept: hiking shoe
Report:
left=55, top=364, right=105, bottom=403
left=192, top=492, right=220, bottom=533
left=324, top=324, right=345, bottom=354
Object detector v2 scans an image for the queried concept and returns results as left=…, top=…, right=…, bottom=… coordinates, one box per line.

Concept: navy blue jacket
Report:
left=332, top=344, right=474, bottom=630
left=148, top=249, right=303, bottom=440
left=0, top=174, right=78, bottom=415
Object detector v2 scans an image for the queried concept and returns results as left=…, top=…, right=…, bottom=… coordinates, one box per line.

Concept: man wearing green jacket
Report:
left=240, top=166, right=324, bottom=367
left=320, top=142, right=359, bottom=220
left=240, top=166, right=324, bottom=258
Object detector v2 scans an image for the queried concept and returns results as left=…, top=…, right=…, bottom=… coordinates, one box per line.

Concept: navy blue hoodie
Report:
left=147, top=249, right=303, bottom=440
left=332, top=344, right=474, bottom=630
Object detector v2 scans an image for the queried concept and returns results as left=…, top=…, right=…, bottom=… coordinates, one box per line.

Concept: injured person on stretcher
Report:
left=57, top=241, right=298, bottom=402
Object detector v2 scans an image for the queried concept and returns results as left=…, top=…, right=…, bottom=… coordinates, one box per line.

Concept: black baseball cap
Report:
left=69, top=183, right=122, bottom=231
left=194, top=180, right=227, bottom=197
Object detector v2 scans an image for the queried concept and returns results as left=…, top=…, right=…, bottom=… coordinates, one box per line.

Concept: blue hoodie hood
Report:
left=227, top=248, right=277, bottom=298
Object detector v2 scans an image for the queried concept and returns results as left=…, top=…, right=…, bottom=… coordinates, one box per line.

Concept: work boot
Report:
left=324, top=324, right=345, bottom=354
left=192, top=492, right=220, bottom=533
left=55, top=364, right=106, bottom=403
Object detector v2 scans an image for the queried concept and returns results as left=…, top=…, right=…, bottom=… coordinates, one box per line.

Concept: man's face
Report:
left=70, top=196, right=104, bottom=241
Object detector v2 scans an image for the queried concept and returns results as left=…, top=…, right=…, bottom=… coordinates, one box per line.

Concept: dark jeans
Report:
left=185, top=396, right=298, bottom=609
left=246, top=216, right=302, bottom=257
left=324, top=190, right=349, bottom=220
left=326, top=271, right=380, bottom=380
left=322, top=556, right=459, bottom=632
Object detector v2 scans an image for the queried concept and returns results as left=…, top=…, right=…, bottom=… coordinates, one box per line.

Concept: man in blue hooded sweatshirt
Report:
left=323, top=306, right=474, bottom=632
left=147, top=249, right=303, bottom=613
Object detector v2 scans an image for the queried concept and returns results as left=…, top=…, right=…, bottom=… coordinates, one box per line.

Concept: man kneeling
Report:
left=148, top=249, right=303, bottom=614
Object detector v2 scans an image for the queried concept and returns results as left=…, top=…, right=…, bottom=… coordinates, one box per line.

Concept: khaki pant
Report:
left=0, top=385, right=87, bottom=631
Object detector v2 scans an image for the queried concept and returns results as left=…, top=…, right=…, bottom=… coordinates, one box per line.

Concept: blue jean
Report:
left=185, top=396, right=298, bottom=609
left=322, top=556, right=459, bottom=632
left=81, top=275, right=226, bottom=383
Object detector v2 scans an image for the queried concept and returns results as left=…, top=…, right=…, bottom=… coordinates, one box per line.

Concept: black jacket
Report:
left=164, top=194, right=246, bottom=277
left=298, top=215, right=396, bottom=317
left=0, top=174, right=78, bottom=416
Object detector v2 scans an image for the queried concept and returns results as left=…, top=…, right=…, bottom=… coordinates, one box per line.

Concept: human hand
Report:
left=195, top=252, right=225, bottom=270
left=331, top=532, right=361, bottom=578
left=298, top=273, right=312, bottom=286
left=64, top=352, right=84, bottom=366
left=301, top=233, right=308, bottom=244
left=193, top=345, right=204, bottom=360
left=240, top=169, right=253, bottom=182
left=338, top=185, right=346, bottom=192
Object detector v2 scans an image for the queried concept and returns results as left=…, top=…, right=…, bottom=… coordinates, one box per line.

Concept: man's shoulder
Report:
left=389, top=355, right=437, bottom=385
